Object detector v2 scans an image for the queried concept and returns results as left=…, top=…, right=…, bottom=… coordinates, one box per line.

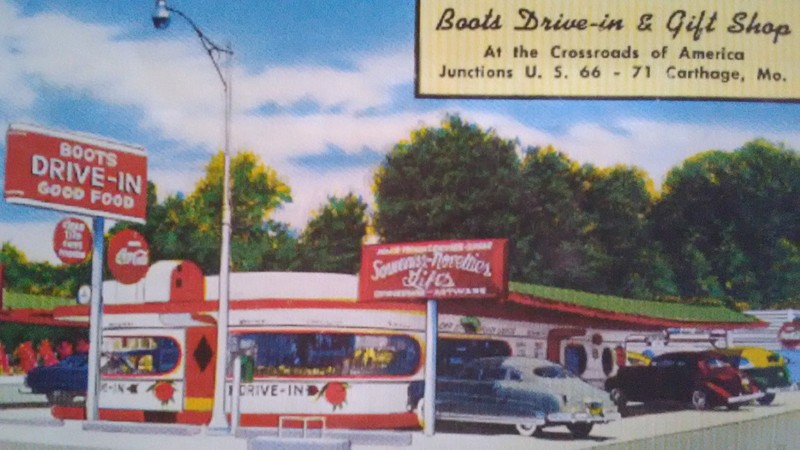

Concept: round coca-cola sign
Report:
left=778, top=321, right=800, bottom=349
left=53, top=217, right=92, bottom=265
left=108, top=229, right=149, bottom=284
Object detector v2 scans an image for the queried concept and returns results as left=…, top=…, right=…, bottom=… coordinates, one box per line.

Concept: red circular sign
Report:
left=53, top=218, right=92, bottom=265
left=778, top=321, right=800, bottom=349
left=108, top=229, right=150, bottom=284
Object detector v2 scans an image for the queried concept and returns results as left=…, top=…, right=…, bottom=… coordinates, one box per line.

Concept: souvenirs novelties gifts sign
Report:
left=359, top=238, right=508, bottom=301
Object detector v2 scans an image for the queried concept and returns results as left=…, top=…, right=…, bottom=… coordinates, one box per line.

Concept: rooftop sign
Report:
left=359, top=239, right=509, bottom=301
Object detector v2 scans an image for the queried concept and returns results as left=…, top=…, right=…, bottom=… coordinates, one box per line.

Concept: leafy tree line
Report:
left=1, top=242, right=89, bottom=298
left=374, top=116, right=800, bottom=310
left=109, top=150, right=368, bottom=276
left=3, top=115, right=798, bottom=311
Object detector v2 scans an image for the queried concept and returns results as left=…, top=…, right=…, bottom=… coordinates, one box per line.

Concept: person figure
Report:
left=76, top=338, right=90, bottom=353
left=0, top=341, right=9, bottom=374
left=38, top=339, right=59, bottom=366
left=14, top=341, right=37, bottom=373
left=56, top=340, right=74, bottom=360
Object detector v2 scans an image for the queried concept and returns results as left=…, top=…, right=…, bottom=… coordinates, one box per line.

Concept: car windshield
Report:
left=533, top=365, right=575, bottom=379
left=705, top=357, right=730, bottom=369
left=62, top=355, right=88, bottom=368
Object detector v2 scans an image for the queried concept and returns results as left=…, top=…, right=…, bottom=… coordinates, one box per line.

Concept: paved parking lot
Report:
left=2, top=387, right=800, bottom=449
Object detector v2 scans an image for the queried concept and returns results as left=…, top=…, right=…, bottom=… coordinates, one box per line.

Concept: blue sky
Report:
left=1, top=0, right=799, bottom=263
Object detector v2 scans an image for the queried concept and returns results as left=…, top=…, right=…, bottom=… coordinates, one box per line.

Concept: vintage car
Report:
left=604, top=350, right=763, bottom=411
left=717, top=346, right=792, bottom=405
left=23, top=353, right=88, bottom=405
left=407, top=356, right=620, bottom=438
left=625, top=351, right=651, bottom=367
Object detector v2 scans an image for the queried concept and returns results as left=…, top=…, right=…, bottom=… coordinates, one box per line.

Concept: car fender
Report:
left=703, top=380, right=733, bottom=402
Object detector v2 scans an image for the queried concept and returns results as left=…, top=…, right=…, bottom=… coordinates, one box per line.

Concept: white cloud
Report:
left=273, top=165, right=377, bottom=231
left=3, top=2, right=799, bottom=264
left=237, top=49, right=412, bottom=114
left=552, top=119, right=800, bottom=183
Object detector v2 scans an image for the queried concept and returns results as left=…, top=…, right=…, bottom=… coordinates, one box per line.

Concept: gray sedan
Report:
left=408, top=356, right=621, bottom=438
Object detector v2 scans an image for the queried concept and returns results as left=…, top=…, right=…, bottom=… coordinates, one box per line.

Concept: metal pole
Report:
left=85, top=216, right=105, bottom=421
left=231, top=354, right=242, bottom=434
left=208, top=43, right=233, bottom=433
left=423, top=299, right=437, bottom=436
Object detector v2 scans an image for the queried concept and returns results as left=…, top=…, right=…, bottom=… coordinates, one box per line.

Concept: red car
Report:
left=605, top=351, right=763, bottom=411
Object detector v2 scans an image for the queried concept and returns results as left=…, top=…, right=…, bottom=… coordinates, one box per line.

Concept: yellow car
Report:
left=625, top=351, right=651, bottom=367
left=718, top=346, right=791, bottom=405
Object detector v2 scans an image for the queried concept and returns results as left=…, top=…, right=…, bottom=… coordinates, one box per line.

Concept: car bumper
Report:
left=436, top=412, right=547, bottom=427
left=766, top=385, right=793, bottom=394
left=546, top=411, right=621, bottom=424
left=727, top=392, right=764, bottom=404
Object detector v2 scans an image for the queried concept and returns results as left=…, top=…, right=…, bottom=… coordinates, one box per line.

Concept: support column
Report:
left=86, top=216, right=105, bottom=421
left=423, top=299, right=437, bottom=436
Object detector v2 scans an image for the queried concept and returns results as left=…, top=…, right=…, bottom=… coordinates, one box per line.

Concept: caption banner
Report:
left=416, top=0, right=798, bottom=100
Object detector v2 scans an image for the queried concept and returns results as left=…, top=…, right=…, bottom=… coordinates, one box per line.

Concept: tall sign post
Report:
left=359, top=238, right=509, bottom=435
left=4, top=123, right=147, bottom=421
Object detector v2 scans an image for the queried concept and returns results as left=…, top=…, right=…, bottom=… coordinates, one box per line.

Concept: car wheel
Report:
left=46, top=390, right=73, bottom=406
left=515, top=423, right=541, bottom=437
left=413, top=398, right=424, bottom=428
left=566, top=423, right=593, bottom=438
left=610, top=387, right=627, bottom=410
left=757, top=393, right=776, bottom=406
left=691, top=389, right=708, bottom=410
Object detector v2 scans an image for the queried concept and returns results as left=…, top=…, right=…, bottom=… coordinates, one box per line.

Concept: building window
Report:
left=602, top=347, right=614, bottom=375
left=564, top=344, right=587, bottom=376
left=100, top=336, right=181, bottom=376
left=231, top=332, right=421, bottom=378
left=437, top=338, right=512, bottom=377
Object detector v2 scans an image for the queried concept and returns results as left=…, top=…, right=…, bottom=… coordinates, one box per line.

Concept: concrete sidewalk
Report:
left=0, top=377, right=47, bottom=408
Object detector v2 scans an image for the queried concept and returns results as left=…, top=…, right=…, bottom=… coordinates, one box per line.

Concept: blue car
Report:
left=24, top=353, right=88, bottom=405
left=408, top=356, right=620, bottom=438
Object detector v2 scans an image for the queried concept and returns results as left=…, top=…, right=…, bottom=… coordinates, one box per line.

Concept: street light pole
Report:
left=152, top=0, right=234, bottom=433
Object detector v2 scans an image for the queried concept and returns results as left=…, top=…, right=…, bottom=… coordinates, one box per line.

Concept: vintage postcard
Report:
left=1, top=1, right=799, bottom=449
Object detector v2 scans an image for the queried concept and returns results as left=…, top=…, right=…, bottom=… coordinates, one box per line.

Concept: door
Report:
left=183, top=326, right=217, bottom=413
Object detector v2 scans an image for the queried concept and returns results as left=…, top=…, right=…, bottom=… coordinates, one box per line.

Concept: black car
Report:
left=24, top=353, right=88, bottom=405
left=605, top=351, right=763, bottom=412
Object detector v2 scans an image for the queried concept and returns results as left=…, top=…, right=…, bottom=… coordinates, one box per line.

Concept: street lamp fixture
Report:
left=152, top=0, right=234, bottom=433
left=151, top=0, right=170, bottom=29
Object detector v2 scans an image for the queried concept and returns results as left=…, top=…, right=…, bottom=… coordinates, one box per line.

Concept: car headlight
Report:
left=586, top=401, right=604, bottom=416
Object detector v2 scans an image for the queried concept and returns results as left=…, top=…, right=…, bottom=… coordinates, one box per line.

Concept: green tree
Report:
left=186, top=151, right=293, bottom=272
left=652, top=140, right=800, bottom=307
left=297, top=194, right=368, bottom=273
left=1, top=242, right=28, bottom=290
left=111, top=151, right=295, bottom=274
left=513, top=146, right=593, bottom=287
left=583, top=165, right=674, bottom=298
left=374, top=115, right=520, bottom=242
left=0, top=242, right=89, bottom=297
